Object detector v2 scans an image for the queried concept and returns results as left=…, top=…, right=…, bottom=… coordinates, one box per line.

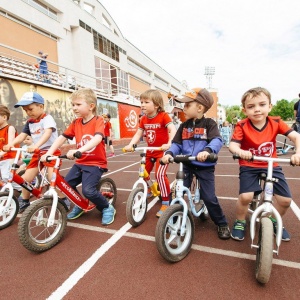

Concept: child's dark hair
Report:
left=70, top=88, right=97, bottom=114
left=241, top=87, right=271, bottom=108
left=0, top=105, right=10, bottom=120
left=140, top=89, right=165, bottom=112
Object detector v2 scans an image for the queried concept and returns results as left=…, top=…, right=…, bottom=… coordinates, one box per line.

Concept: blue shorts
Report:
left=239, top=166, right=291, bottom=198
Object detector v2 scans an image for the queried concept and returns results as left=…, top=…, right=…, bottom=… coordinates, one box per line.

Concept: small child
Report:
left=103, top=113, right=115, bottom=157
left=3, top=92, right=70, bottom=212
left=0, top=105, right=21, bottom=195
left=124, top=89, right=177, bottom=217
left=161, top=88, right=230, bottom=239
left=220, top=121, right=231, bottom=147
left=229, top=87, right=300, bottom=241
left=41, top=88, right=116, bottom=225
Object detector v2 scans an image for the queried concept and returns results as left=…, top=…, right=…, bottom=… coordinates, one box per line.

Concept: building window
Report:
left=128, top=59, right=151, bottom=76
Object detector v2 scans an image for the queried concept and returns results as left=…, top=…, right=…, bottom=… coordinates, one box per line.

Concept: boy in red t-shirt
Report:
left=103, top=113, right=115, bottom=157
left=229, top=87, right=300, bottom=241
left=41, top=88, right=115, bottom=225
left=124, top=89, right=176, bottom=217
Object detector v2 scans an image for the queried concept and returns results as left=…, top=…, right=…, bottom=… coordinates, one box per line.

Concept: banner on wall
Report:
left=118, top=103, right=141, bottom=138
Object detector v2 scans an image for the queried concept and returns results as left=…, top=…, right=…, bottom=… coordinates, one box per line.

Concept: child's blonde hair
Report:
left=70, top=88, right=97, bottom=114
left=140, top=89, right=165, bottom=112
left=0, top=105, right=10, bottom=120
left=241, top=87, right=271, bottom=108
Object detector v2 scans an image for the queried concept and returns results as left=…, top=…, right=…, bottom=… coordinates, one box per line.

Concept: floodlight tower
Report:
left=204, top=66, right=215, bottom=89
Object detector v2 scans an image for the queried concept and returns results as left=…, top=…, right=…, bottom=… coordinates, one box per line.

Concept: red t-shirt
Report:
left=0, top=125, right=19, bottom=160
left=63, top=116, right=107, bottom=168
left=231, top=116, right=293, bottom=167
left=104, top=121, right=112, bottom=137
left=139, top=112, right=173, bottom=158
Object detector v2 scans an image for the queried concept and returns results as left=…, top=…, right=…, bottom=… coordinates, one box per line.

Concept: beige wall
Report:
left=0, top=16, right=58, bottom=66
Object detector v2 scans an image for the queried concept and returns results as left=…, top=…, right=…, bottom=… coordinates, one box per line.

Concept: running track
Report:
left=1, top=136, right=300, bottom=299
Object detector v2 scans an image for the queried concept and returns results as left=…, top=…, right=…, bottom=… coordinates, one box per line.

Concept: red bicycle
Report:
left=18, top=151, right=117, bottom=252
left=0, top=148, right=48, bottom=230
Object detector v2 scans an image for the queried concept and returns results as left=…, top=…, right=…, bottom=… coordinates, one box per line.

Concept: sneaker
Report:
left=272, top=220, right=291, bottom=242
left=18, top=198, right=30, bottom=213
left=218, top=225, right=231, bottom=240
left=147, top=188, right=153, bottom=198
left=156, top=201, right=169, bottom=218
left=102, top=204, right=116, bottom=225
left=231, top=220, right=246, bottom=241
left=59, top=197, right=71, bottom=211
left=67, top=205, right=84, bottom=220
left=107, top=153, right=115, bottom=157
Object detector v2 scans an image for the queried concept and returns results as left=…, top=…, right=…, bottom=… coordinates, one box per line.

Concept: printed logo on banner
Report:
left=125, top=110, right=138, bottom=128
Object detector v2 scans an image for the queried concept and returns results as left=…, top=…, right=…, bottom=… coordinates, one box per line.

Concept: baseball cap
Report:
left=175, top=88, right=213, bottom=109
left=14, top=92, right=44, bottom=108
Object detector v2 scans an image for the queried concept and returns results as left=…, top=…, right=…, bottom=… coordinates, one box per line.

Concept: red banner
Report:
left=118, top=104, right=141, bottom=138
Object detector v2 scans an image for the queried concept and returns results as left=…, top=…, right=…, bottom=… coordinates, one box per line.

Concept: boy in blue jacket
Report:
left=161, top=88, right=230, bottom=239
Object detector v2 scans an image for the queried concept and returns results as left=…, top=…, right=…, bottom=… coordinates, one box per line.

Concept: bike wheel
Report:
left=18, top=169, right=41, bottom=189
left=255, top=217, right=274, bottom=284
left=126, top=187, right=147, bottom=227
left=0, top=192, right=19, bottom=230
left=18, top=199, right=67, bottom=252
left=155, top=204, right=195, bottom=262
left=97, top=177, right=117, bottom=206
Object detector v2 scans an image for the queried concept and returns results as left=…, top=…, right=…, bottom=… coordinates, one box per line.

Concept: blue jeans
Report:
left=64, top=164, right=109, bottom=211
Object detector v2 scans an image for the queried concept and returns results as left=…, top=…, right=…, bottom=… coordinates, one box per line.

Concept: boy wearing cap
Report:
left=161, top=88, right=230, bottom=239
left=103, top=113, right=115, bottom=157
left=3, top=92, right=70, bottom=212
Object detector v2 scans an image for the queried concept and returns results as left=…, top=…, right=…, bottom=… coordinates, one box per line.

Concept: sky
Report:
left=99, top=0, right=300, bottom=106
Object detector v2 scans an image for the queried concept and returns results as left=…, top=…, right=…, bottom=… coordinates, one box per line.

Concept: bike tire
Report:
left=18, top=199, right=67, bottom=252
left=255, top=217, right=274, bottom=284
left=0, top=192, right=19, bottom=230
left=155, top=204, right=195, bottom=263
left=126, top=187, right=147, bottom=227
left=97, top=177, right=117, bottom=206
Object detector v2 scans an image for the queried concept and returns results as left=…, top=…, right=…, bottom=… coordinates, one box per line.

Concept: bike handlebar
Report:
left=45, top=151, right=82, bottom=162
left=160, top=153, right=218, bottom=165
left=122, top=144, right=162, bottom=152
left=233, top=154, right=295, bottom=165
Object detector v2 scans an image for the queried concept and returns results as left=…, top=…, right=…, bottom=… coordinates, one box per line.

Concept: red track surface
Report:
left=1, top=138, right=300, bottom=299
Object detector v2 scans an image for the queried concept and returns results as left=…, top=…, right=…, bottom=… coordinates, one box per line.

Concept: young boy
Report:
left=41, top=88, right=116, bottom=225
left=161, top=88, right=230, bottom=239
left=229, top=87, right=300, bottom=241
left=103, top=113, right=115, bottom=157
left=0, top=105, right=21, bottom=195
left=3, top=92, right=70, bottom=212
left=123, top=89, right=176, bottom=217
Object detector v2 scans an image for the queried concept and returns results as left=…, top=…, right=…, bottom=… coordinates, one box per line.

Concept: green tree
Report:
left=269, top=99, right=294, bottom=120
left=225, top=105, right=242, bottom=123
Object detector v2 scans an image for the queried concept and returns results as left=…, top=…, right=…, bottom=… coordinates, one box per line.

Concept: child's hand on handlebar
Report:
left=3, top=144, right=12, bottom=152
left=66, top=150, right=78, bottom=160
left=160, top=143, right=171, bottom=151
left=196, top=151, right=211, bottom=162
left=26, top=145, right=39, bottom=153
left=161, top=154, right=173, bottom=164
left=290, top=153, right=300, bottom=166
left=123, top=145, right=134, bottom=152
left=235, top=149, right=253, bottom=160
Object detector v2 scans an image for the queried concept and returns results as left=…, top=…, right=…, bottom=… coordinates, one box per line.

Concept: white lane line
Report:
left=65, top=222, right=300, bottom=270
left=47, top=196, right=160, bottom=299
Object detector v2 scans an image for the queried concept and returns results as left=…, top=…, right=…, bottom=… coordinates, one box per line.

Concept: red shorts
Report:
left=27, top=149, right=61, bottom=169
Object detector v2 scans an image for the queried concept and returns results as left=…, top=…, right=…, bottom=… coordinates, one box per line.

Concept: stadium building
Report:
left=0, top=0, right=218, bottom=140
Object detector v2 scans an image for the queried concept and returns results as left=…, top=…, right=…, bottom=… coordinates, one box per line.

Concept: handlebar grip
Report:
left=206, top=153, right=218, bottom=162
left=233, top=154, right=240, bottom=160
left=74, top=151, right=82, bottom=159
left=159, top=158, right=174, bottom=165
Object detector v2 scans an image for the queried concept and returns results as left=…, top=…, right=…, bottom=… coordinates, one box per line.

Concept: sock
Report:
left=236, top=219, right=246, bottom=224
left=161, top=200, right=169, bottom=206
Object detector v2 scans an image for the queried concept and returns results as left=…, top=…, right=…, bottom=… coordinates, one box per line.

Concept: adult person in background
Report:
left=293, top=93, right=300, bottom=133
left=0, top=78, right=24, bottom=132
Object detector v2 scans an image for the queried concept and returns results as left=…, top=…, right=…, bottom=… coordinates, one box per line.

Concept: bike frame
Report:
left=43, top=155, right=95, bottom=226
left=246, top=155, right=299, bottom=255
left=170, top=156, right=207, bottom=236
left=0, top=148, right=47, bottom=214
left=128, top=146, right=162, bottom=199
